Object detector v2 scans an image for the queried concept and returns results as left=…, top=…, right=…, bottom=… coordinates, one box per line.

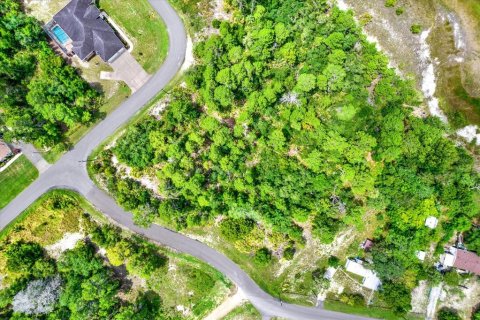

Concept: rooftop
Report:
left=345, top=259, right=381, bottom=291
left=53, top=0, right=124, bottom=62
left=416, top=250, right=426, bottom=261
left=425, top=216, right=438, bottom=229
left=453, top=249, right=480, bottom=275
left=361, top=239, right=374, bottom=251
left=0, top=142, right=12, bottom=161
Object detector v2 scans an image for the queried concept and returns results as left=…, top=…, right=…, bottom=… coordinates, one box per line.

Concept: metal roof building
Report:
left=345, top=259, right=381, bottom=291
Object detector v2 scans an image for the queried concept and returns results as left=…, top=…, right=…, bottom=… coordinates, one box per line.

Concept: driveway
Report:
left=101, top=50, right=150, bottom=92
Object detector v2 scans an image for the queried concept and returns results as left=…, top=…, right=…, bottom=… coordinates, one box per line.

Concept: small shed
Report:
left=416, top=251, right=426, bottom=261
left=360, top=239, right=374, bottom=251
left=323, top=267, right=337, bottom=280
left=425, top=216, right=438, bottom=229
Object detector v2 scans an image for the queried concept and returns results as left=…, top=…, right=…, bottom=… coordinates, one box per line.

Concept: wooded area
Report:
left=0, top=213, right=166, bottom=318
left=91, top=0, right=480, bottom=313
left=0, top=0, right=99, bottom=147
left=0, top=192, right=230, bottom=319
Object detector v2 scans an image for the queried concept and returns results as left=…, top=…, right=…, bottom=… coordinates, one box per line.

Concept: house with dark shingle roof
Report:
left=50, top=0, right=125, bottom=62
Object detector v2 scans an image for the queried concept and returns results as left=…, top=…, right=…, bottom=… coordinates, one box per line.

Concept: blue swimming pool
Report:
left=52, top=25, right=70, bottom=45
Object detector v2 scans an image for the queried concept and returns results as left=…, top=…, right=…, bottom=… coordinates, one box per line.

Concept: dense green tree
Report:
left=465, top=227, right=480, bottom=253
left=89, top=0, right=480, bottom=299
left=220, top=217, right=255, bottom=241
left=379, top=281, right=412, bottom=315
left=437, top=308, right=461, bottom=320
left=5, top=241, right=44, bottom=274
left=254, top=248, right=272, bottom=266
left=0, top=0, right=99, bottom=147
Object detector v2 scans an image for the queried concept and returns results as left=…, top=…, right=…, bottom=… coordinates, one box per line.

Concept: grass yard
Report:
left=98, top=0, right=169, bottom=73
left=0, top=155, right=38, bottom=209
left=222, top=302, right=262, bottom=320
left=324, top=300, right=423, bottom=320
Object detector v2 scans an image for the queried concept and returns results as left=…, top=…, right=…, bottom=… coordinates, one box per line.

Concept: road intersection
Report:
left=0, top=1, right=374, bottom=319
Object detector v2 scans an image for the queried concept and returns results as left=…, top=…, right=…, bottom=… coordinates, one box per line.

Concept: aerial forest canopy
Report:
left=0, top=0, right=99, bottom=147
left=92, top=0, right=479, bottom=308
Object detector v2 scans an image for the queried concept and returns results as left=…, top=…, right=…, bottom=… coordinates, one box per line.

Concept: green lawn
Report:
left=324, top=300, right=423, bottom=320
left=98, top=0, right=169, bottom=73
left=0, top=155, right=38, bottom=209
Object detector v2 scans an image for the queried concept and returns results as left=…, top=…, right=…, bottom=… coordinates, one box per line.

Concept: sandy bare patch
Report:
left=45, top=232, right=84, bottom=259
left=204, top=288, right=245, bottom=320
left=457, top=125, right=480, bottom=145
left=111, top=155, right=160, bottom=194
left=438, top=279, right=480, bottom=319
left=181, top=37, right=195, bottom=72
left=411, top=280, right=429, bottom=315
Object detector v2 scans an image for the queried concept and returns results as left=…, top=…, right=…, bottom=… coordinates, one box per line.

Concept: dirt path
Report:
left=204, top=289, right=246, bottom=320
left=426, top=284, right=442, bottom=320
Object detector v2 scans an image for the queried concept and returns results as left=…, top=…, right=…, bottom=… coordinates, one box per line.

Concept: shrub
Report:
left=339, top=293, right=365, bottom=306
left=12, top=276, right=62, bottom=315
left=283, top=246, right=295, bottom=260
left=379, top=281, right=412, bottom=315
left=465, top=227, right=480, bottom=254
left=254, top=248, right=272, bottom=266
left=106, top=241, right=132, bottom=267
left=220, top=217, right=255, bottom=241
left=126, top=244, right=167, bottom=278
left=212, top=19, right=221, bottom=28
left=410, top=24, right=422, bottom=34
left=312, top=213, right=341, bottom=244
left=5, top=241, right=44, bottom=274
left=91, top=225, right=122, bottom=248
left=184, top=268, right=215, bottom=294
left=359, top=13, right=373, bottom=26
left=443, top=270, right=461, bottom=286
left=395, top=7, right=405, bottom=15
left=385, top=0, right=397, bottom=7
left=312, top=268, right=330, bottom=289
left=328, top=256, right=340, bottom=268
left=114, top=121, right=157, bottom=169
left=473, top=309, right=480, bottom=320
left=437, top=308, right=461, bottom=320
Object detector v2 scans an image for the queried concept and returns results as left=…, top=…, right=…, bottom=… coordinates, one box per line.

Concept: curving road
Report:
left=0, top=1, right=373, bottom=319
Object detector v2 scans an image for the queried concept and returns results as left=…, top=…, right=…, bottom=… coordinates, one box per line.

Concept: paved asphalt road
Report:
left=0, top=1, right=375, bottom=319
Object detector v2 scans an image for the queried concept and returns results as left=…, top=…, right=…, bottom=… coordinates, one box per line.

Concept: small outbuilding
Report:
left=345, top=259, right=381, bottom=291
left=416, top=250, right=426, bottom=261
left=360, top=239, right=374, bottom=251
left=323, top=267, right=337, bottom=280
left=425, top=216, right=438, bottom=229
